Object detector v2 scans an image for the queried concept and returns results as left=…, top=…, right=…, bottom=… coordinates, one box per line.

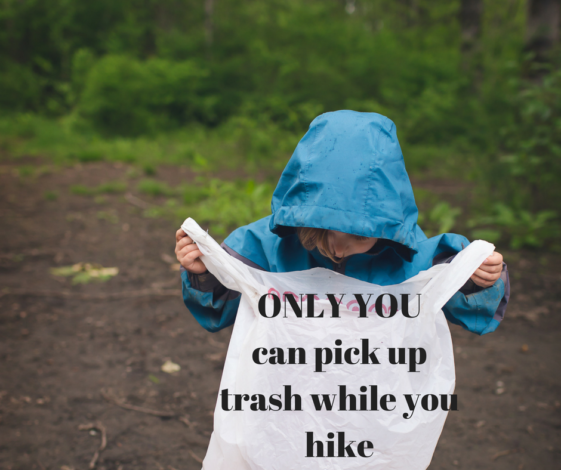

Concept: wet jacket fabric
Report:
left=181, top=111, right=510, bottom=334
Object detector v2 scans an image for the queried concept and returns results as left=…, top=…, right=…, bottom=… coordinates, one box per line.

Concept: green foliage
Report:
left=69, top=184, right=91, bottom=196
left=188, top=178, right=274, bottom=237
left=0, top=113, right=282, bottom=172
left=75, top=149, right=103, bottom=163
left=97, top=210, right=119, bottom=224
left=465, top=69, right=561, bottom=249
left=97, top=181, right=127, bottom=194
left=142, top=163, right=157, bottom=176
left=70, top=181, right=127, bottom=196
left=493, top=69, right=561, bottom=212
left=0, top=0, right=559, bottom=250
left=469, top=229, right=502, bottom=244
left=418, top=202, right=462, bottom=238
left=44, top=190, right=58, bottom=201
left=148, top=374, right=161, bottom=384
left=468, top=203, right=559, bottom=250
left=143, top=178, right=274, bottom=238
left=77, top=55, right=209, bottom=135
left=0, top=61, right=42, bottom=111
left=137, top=179, right=176, bottom=197
left=50, top=262, right=119, bottom=284
left=0, top=0, right=516, bottom=142
left=16, top=166, right=35, bottom=178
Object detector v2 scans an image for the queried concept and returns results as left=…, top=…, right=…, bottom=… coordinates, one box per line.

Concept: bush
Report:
left=495, top=69, right=561, bottom=213
left=469, top=69, right=561, bottom=249
left=468, top=203, right=559, bottom=250
left=77, top=55, right=210, bottom=136
left=0, top=61, right=42, bottom=111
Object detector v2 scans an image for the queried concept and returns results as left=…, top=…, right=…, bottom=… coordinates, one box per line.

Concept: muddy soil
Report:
left=0, top=160, right=559, bottom=470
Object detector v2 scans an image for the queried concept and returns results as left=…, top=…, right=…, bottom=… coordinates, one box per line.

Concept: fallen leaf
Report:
left=206, top=352, right=226, bottom=362
left=161, top=253, right=176, bottom=264
left=161, top=360, right=181, bottom=374
left=148, top=374, right=160, bottom=384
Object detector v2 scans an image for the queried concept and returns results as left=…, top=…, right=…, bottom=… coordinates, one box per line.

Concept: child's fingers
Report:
left=482, top=251, right=503, bottom=265
left=472, top=267, right=499, bottom=282
left=471, top=278, right=494, bottom=288
left=175, top=236, right=194, bottom=251
left=470, top=273, right=496, bottom=288
left=176, top=240, right=197, bottom=262
left=178, top=244, right=202, bottom=261
left=181, top=248, right=204, bottom=267
left=477, top=262, right=502, bottom=274
left=471, top=268, right=500, bottom=286
left=176, top=228, right=187, bottom=241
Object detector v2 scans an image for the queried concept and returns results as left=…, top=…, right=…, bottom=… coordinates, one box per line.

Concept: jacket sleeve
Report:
left=181, top=266, right=241, bottom=332
left=433, top=253, right=510, bottom=335
left=180, top=242, right=266, bottom=332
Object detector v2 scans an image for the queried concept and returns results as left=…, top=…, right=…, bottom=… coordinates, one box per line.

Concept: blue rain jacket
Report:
left=182, top=111, right=507, bottom=335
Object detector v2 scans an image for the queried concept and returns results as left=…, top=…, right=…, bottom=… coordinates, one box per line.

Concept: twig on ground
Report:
left=78, top=421, right=107, bottom=469
left=179, top=416, right=197, bottom=428
left=101, top=389, right=177, bottom=418
left=491, top=449, right=517, bottom=460
left=36, top=460, right=46, bottom=470
left=188, top=450, right=204, bottom=464
left=0, top=288, right=181, bottom=300
left=125, top=192, right=152, bottom=209
left=207, top=336, right=226, bottom=348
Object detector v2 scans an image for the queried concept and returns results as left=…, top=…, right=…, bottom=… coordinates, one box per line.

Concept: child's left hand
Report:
left=470, top=251, right=503, bottom=287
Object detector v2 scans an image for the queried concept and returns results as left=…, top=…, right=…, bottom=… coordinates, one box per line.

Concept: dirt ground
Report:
left=0, top=160, right=560, bottom=470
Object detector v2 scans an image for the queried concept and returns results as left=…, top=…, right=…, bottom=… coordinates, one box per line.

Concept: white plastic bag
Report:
left=181, top=218, right=495, bottom=470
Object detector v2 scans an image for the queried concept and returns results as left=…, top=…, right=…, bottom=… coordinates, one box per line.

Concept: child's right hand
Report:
left=175, top=228, right=208, bottom=274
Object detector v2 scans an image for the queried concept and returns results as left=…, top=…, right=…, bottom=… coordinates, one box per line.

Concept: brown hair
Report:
left=296, top=227, right=370, bottom=264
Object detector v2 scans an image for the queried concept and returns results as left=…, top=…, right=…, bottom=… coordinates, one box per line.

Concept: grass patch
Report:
left=16, top=165, right=35, bottom=177
left=70, top=180, right=127, bottom=196
left=50, top=262, right=119, bottom=284
left=3, top=111, right=558, bottom=250
left=137, top=179, right=176, bottom=197
left=44, top=190, right=58, bottom=201
left=97, top=210, right=119, bottom=224
left=0, top=112, right=296, bottom=175
left=142, top=178, right=274, bottom=238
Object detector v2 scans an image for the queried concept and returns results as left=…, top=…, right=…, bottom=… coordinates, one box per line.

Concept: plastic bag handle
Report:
left=416, top=239, right=495, bottom=314
left=181, top=218, right=266, bottom=300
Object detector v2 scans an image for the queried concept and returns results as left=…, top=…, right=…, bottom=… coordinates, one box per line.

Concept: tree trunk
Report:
left=459, top=0, right=483, bottom=87
left=525, top=0, right=560, bottom=62
left=205, top=0, right=214, bottom=48
left=459, top=0, right=483, bottom=55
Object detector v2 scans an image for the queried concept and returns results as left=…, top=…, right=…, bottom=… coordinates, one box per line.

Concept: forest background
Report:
left=1, top=0, right=560, bottom=248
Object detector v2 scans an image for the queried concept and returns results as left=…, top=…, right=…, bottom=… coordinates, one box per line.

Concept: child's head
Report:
left=269, top=110, right=420, bottom=262
left=297, top=227, right=378, bottom=263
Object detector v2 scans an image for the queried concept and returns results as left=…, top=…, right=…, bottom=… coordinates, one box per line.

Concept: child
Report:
left=175, top=111, right=509, bottom=334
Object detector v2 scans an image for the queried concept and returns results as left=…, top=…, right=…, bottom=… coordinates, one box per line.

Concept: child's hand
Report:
left=470, top=251, right=503, bottom=288
left=175, top=228, right=208, bottom=274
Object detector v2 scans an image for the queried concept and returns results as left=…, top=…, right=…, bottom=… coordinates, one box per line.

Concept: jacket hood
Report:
left=269, top=110, right=420, bottom=256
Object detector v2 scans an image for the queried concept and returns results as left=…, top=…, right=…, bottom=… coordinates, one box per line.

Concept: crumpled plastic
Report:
left=181, top=218, right=495, bottom=470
